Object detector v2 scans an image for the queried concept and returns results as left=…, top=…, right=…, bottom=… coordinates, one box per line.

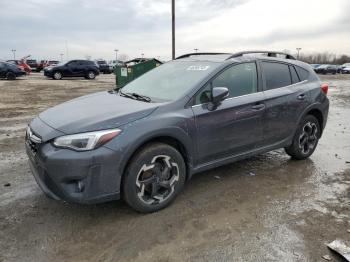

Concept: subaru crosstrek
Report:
left=25, top=51, right=329, bottom=213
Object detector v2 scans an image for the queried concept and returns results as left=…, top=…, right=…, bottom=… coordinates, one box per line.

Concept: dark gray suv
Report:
left=25, top=51, right=329, bottom=212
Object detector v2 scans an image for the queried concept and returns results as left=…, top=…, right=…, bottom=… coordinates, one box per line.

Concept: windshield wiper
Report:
left=129, top=93, right=152, bottom=102
left=119, top=91, right=152, bottom=102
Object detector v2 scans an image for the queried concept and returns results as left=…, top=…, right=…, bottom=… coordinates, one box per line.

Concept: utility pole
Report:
left=172, top=0, right=175, bottom=60
left=194, top=48, right=198, bottom=53
left=114, top=49, right=118, bottom=62
left=141, top=53, right=144, bottom=59
left=11, top=49, right=16, bottom=60
left=296, top=47, right=302, bottom=59
left=60, top=53, right=64, bottom=61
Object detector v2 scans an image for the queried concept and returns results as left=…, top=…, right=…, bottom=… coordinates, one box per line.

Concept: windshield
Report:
left=120, top=61, right=218, bottom=102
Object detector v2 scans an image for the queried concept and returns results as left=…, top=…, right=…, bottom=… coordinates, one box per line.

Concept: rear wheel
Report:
left=123, top=143, right=186, bottom=213
left=53, top=71, right=62, bottom=80
left=285, top=115, right=320, bottom=160
left=85, top=71, right=96, bottom=80
left=6, top=72, right=16, bottom=80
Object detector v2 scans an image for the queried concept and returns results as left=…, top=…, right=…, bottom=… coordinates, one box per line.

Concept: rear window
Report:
left=261, top=62, right=291, bottom=90
left=295, top=66, right=309, bottom=81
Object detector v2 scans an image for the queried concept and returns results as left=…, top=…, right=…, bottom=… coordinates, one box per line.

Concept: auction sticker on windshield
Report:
left=186, top=65, right=210, bottom=71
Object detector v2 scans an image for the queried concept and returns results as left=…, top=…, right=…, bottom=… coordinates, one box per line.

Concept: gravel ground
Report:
left=0, top=73, right=349, bottom=262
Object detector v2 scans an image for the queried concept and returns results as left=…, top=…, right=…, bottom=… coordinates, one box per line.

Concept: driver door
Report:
left=191, top=62, right=265, bottom=165
left=65, top=61, right=78, bottom=76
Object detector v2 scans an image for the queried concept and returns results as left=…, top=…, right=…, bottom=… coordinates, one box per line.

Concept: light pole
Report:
left=11, top=49, right=16, bottom=60
left=60, top=53, right=64, bottom=61
left=194, top=48, right=198, bottom=53
left=114, top=49, right=118, bottom=62
left=171, top=0, right=175, bottom=60
left=296, top=47, right=302, bottom=59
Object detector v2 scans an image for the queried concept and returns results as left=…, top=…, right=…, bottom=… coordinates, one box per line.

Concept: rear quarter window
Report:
left=295, top=66, right=309, bottom=81
left=261, top=61, right=291, bottom=90
left=289, top=66, right=300, bottom=84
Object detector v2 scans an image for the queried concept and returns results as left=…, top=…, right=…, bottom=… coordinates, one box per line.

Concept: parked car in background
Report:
left=0, top=61, right=26, bottom=80
left=310, top=64, right=321, bottom=70
left=341, top=63, right=350, bottom=74
left=95, top=60, right=111, bottom=74
left=37, top=60, right=60, bottom=72
left=26, top=51, right=329, bottom=213
left=314, top=64, right=337, bottom=74
left=6, top=60, right=31, bottom=74
left=335, top=65, right=343, bottom=74
left=44, top=59, right=99, bottom=80
left=108, top=60, right=124, bottom=71
left=26, top=59, right=38, bottom=71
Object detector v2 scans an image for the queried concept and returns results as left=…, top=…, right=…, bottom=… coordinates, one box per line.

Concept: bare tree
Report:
left=298, top=52, right=350, bottom=64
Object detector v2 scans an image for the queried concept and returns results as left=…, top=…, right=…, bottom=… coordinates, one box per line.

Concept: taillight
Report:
left=321, top=83, right=329, bottom=95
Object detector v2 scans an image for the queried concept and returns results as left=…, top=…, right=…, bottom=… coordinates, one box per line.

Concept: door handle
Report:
left=297, top=94, right=306, bottom=100
left=251, top=104, right=265, bottom=110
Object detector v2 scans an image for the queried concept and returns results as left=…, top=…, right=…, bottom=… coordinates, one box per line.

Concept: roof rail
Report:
left=175, top=52, right=231, bottom=60
left=226, top=51, right=296, bottom=60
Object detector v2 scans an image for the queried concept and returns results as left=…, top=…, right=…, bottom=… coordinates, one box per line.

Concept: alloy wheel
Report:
left=298, top=122, right=318, bottom=155
left=136, top=155, right=180, bottom=205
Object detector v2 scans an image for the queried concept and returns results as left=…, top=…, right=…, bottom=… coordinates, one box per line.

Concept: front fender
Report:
left=104, top=113, right=196, bottom=178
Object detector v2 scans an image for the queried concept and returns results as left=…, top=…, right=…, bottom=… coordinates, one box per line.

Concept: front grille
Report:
left=26, top=127, right=42, bottom=154
left=26, top=138, right=39, bottom=154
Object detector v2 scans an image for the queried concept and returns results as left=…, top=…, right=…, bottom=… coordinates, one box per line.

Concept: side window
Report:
left=68, top=61, right=77, bottom=67
left=261, top=62, right=291, bottom=90
left=295, top=66, right=309, bottom=81
left=195, top=83, right=212, bottom=104
left=0, top=63, right=4, bottom=69
left=212, top=62, right=257, bottom=98
left=289, top=65, right=300, bottom=84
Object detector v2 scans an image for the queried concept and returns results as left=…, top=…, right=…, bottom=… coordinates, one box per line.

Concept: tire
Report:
left=53, top=71, right=62, bottom=80
left=85, top=71, right=96, bottom=80
left=285, top=115, right=320, bottom=160
left=123, top=143, right=186, bottom=213
left=6, top=72, right=16, bottom=80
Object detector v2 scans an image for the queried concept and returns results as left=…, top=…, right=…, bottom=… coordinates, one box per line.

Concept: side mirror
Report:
left=212, top=87, right=229, bottom=104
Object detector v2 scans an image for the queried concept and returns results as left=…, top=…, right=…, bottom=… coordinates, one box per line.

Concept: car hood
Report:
left=38, top=91, right=159, bottom=134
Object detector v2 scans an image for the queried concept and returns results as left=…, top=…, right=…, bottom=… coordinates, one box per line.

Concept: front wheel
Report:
left=53, top=71, right=62, bottom=80
left=285, top=115, right=320, bottom=160
left=123, top=143, right=186, bottom=213
left=85, top=71, right=96, bottom=80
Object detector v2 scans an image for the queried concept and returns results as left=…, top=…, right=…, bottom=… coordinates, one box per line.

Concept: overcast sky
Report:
left=0, top=0, right=349, bottom=61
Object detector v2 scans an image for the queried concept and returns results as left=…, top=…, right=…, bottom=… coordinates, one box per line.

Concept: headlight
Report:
left=53, top=129, right=121, bottom=151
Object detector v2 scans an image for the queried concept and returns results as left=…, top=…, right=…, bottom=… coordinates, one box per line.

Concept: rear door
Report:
left=192, top=62, right=265, bottom=165
left=77, top=60, right=89, bottom=76
left=260, top=61, right=310, bottom=146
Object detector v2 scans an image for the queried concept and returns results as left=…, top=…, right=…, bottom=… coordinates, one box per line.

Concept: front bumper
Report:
left=43, top=70, right=53, bottom=77
left=25, top=134, right=121, bottom=204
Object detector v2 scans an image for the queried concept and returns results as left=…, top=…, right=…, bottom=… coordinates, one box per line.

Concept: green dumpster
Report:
left=114, top=58, right=162, bottom=87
